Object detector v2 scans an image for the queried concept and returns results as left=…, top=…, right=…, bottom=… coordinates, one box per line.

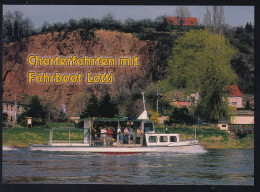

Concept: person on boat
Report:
left=117, top=126, right=124, bottom=143
left=123, top=127, right=129, bottom=144
left=117, top=126, right=122, bottom=140
left=136, top=126, right=143, bottom=144
left=112, top=127, right=117, bottom=140
left=165, top=125, right=169, bottom=133
left=92, top=128, right=98, bottom=140
left=96, top=127, right=101, bottom=139
left=144, top=125, right=150, bottom=133
left=129, top=127, right=134, bottom=144
left=107, top=128, right=114, bottom=145
left=101, top=127, right=107, bottom=140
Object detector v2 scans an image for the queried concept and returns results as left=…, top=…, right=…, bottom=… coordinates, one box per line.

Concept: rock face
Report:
left=2, top=29, right=156, bottom=116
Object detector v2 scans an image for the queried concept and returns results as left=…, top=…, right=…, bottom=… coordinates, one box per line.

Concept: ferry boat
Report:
left=29, top=92, right=205, bottom=154
left=29, top=112, right=205, bottom=154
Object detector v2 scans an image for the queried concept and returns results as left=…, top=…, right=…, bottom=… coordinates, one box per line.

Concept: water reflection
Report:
left=2, top=149, right=254, bottom=185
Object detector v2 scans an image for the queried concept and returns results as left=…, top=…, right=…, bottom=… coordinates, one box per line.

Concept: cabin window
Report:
left=149, top=136, right=157, bottom=143
left=144, top=123, right=153, bottom=132
left=231, top=102, right=237, bottom=106
left=160, top=136, right=168, bottom=142
left=222, top=125, right=226, bottom=127
left=170, top=136, right=177, bottom=142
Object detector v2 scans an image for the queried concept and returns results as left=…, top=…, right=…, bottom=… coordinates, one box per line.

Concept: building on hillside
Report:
left=218, top=110, right=254, bottom=135
left=229, top=110, right=254, bottom=135
left=172, top=101, right=191, bottom=108
left=165, top=17, right=198, bottom=26
left=2, top=100, right=28, bottom=124
left=230, top=111, right=254, bottom=125
left=69, top=116, right=80, bottom=123
left=158, top=116, right=168, bottom=124
left=227, top=85, right=243, bottom=109
left=217, top=118, right=230, bottom=131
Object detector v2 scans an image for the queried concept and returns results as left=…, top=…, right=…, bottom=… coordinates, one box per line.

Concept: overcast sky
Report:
left=3, top=5, right=254, bottom=29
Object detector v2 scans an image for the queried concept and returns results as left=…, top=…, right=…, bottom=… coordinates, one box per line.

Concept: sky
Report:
left=3, top=5, right=254, bottom=29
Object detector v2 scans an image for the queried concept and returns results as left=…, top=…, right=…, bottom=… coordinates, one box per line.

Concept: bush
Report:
left=165, top=107, right=196, bottom=125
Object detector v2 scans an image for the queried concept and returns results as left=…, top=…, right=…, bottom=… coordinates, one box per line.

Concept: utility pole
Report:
left=156, top=85, right=159, bottom=115
left=14, top=94, right=17, bottom=123
left=198, top=115, right=200, bottom=132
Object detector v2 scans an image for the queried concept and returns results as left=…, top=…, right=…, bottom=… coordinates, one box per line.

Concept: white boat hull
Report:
left=29, top=143, right=206, bottom=154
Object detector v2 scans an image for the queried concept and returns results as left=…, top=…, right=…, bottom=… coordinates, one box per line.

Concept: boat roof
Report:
left=145, top=133, right=179, bottom=136
left=46, top=128, right=84, bottom=130
left=77, top=117, right=153, bottom=122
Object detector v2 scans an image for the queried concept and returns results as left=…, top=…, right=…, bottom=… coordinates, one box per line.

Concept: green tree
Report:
left=168, top=29, right=238, bottom=122
left=80, top=94, right=99, bottom=118
left=99, top=93, right=118, bottom=118
left=165, top=107, right=195, bottom=125
left=18, top=95, right=46, bottom=126
left=25, top=96, right=46, bottom=118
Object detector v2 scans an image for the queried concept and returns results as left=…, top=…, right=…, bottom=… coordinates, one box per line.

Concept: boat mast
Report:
left=195, top=115, right=199, bottom=140
left=194, top=125, right=196, bottom=140
left=142, top=91, right=146, bottom=111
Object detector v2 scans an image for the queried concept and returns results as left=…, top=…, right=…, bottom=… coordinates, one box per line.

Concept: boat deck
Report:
left=48, top=143, right=142, bottom=147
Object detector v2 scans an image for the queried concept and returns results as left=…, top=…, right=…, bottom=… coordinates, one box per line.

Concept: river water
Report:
left=2, top=148, right=254, bottom=185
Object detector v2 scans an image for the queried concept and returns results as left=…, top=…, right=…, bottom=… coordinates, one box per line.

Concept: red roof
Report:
left=227, top=85, right=242, bottom=97
left=166, top=17, right=198, bottom=26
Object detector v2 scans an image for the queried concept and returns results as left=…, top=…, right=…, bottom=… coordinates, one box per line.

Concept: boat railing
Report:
left=47, top=128, right=85, bottom=144
left=48, top=128, right=144, bottom=146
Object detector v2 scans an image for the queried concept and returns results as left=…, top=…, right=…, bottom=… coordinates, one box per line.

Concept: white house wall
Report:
left=231, top=116, right=254, bottom=124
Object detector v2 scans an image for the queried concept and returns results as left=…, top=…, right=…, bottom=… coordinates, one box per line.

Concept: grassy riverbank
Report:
left=156, top=124, right=254, bottom=149
left=2, top=123, right=254, bottom=149
left=2, top=123, right=75, bottom=148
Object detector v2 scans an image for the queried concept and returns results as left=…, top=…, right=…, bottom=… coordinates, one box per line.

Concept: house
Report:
left=217, top=118, right=230, bottom=131
left=158, top=116, right=168, bottom=124
left=227, top=85, right=243, bottom=109
left=69, top=116, right=80, bottom=123
left=218, top=111, right=254, bottom=134
left=231, top=111, right=254, bottom=125
left=2, top=100, right=27, bottom=124
left=172, top=101, right=191, bottom=108
left=165, top=17, right=198, bottom=26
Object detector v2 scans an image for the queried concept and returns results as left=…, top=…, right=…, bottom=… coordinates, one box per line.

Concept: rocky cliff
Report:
left=2, top=29, right=156, bottom=116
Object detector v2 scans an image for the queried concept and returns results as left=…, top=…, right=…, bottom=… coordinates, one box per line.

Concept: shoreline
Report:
left=2, top=126, right=254, bottom=149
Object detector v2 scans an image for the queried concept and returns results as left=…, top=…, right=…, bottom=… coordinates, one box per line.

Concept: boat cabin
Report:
left=145, top=133, right=180, bottom=146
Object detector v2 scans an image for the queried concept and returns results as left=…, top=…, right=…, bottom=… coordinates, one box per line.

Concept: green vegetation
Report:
left=165, top=107, right=195, bottom=125
left=3, top=127, right=49, bottom=148
left=18, top=95, right=47, bottom=126
left=80, top=93, right=118, bottom=118
left=226, top=23, right=254, bottom=94
left=2, top=122, right=75, bottom=148
left=167, top=29, right=238, bottom=122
